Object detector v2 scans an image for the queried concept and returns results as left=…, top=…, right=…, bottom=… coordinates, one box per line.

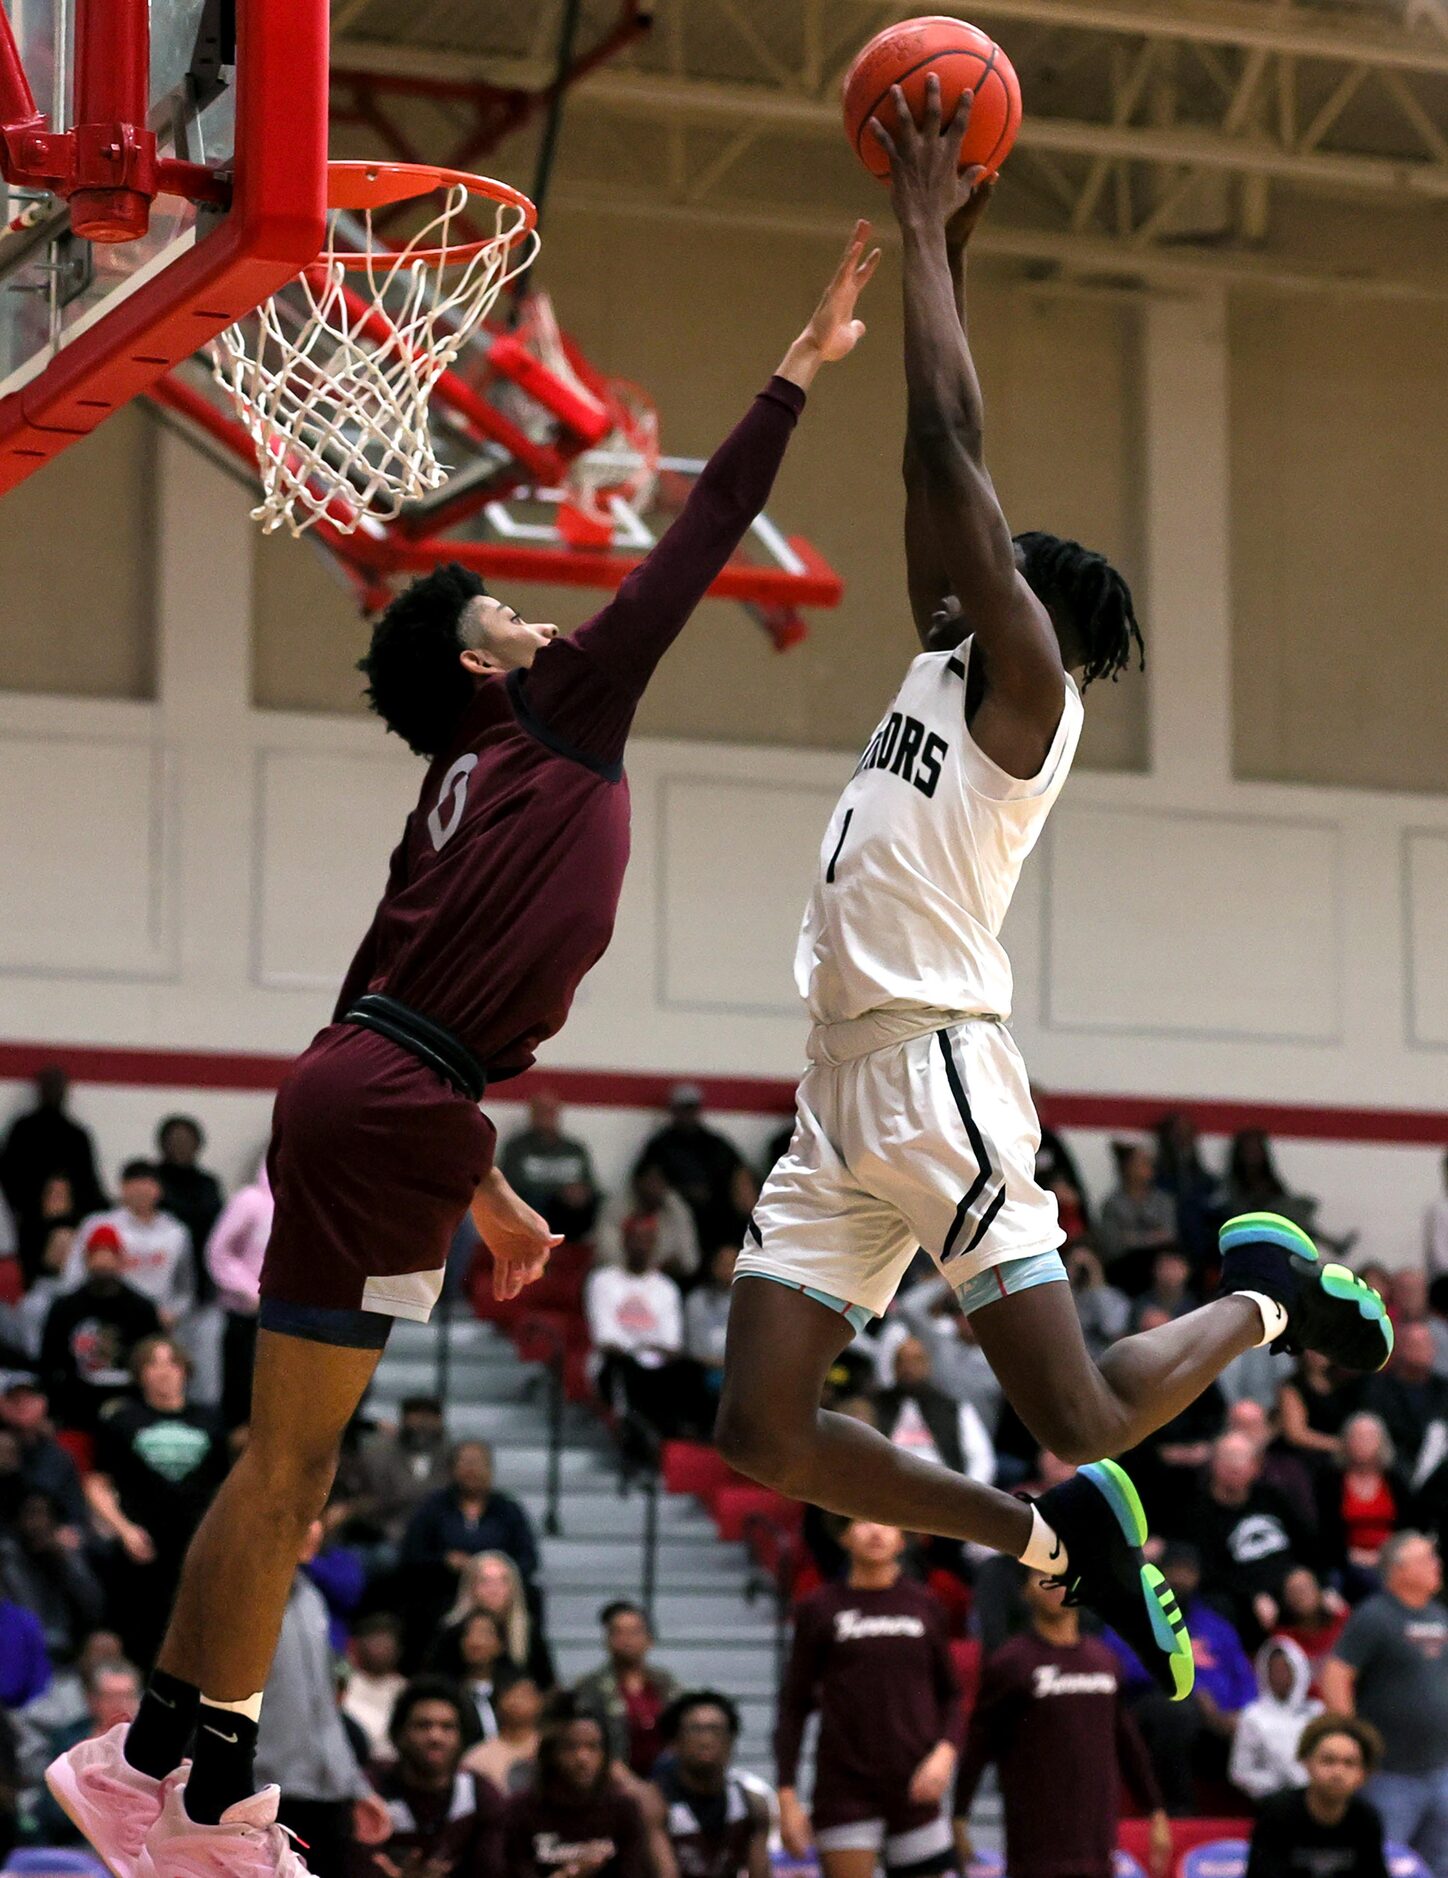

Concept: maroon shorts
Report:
left=258, top=1023, right=495, bottom=1347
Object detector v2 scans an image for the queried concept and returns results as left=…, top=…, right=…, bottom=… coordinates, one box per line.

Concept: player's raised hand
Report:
left=777, top=220, right=881, bottom=389
left=871, top=74, right=987, bottom=232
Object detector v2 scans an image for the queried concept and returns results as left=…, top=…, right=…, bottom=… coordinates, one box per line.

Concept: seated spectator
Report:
left=13, top=1625, right=124, bottom=1778
left=341, top=1613, right=407, bottom=1765
left=39, top=1223, right=160, bottom=1432
left=682, top=1245, right=735, bottom=1401
left=1426, top=1151, right=1448, bottom=1281
left=0, top=1490, right=104, bottom=1665
left=0, top=1592, right=49, bottom=1707
left=361, top=1677, right=504, bottom=1878
left=956, top=1568, right=1169, bottom=1878
left=572, top=1600, right=681, bottom=1778
left=1136, top=1248, right=1197, bottom=1324
left=640, top=1086, right=746, bottom=1252
left=1318, top=1413, right=1407, bottom=1583
left=1246, top=1715, right=1388, bottom=1878
left=594, top=1159, right=700, bottom=1283
left=1065, top=1243, right=1131, bottom=1359
left=204, top=1158, right=272, bottom=1432
left=1111, top=1539, right=1256, bottom=1811
left=1225, top=1398, right=1318, bottom=1533
left=0, top=1070, right=106, bottom=1286
left=33, top=1655, right=142, bottom=1843
left=652, top=1691, right=769, bottom=1878
left=1034, top=1099, right=1091, bottom=1228
left=1154, top=1110, right=1222, bottom=1267
left=155, top=1115, right=224, bottom=1301
left=585, top=1227, right=692, bottom=1439
left=1230, top=1637, right=1324, bottom=1802
left=429, top=1609, right=514, bottom=1738
left=465, top=1667, right=544, bottom=1795
left=1096, top=1141, right=1178, bottom=1291
left=255, top=1518, right=374, bottom=1878
left=400, top=1442, right=540, bottom=1648
left=1171, top=1432, right=1311, bottom=1638
left=499, top=1092, right=599, bottom=1243
left=0, top=1381, right=89, bottom=1531
left=1122, top=1312, right=1225, bottom=1526
left=345, top=1395, right=453, bottom=1549
left=65, top=1159, right=193, bottom=1328
left=448, top=1550, right=554, bottom=1690
left=1279, top=1351, right=1364, bottom=1467
left=1364, top=1322, right=1448, bottom=1487
left=1274, top=1567, right=1349, bottom=1693
left=875, top=1337, right=994, bottom=1483
left=888, top=1275, right=1003, bottom=1430
left=503, top=1694, right=649, bottom=1877
left=1223, top=1129, right=1312, bottom=1229
left=85, top=1333, right=229, bottom=1667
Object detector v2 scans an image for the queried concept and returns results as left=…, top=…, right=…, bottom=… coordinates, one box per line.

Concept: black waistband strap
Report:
left=342, top=993, right=487, bottom=1103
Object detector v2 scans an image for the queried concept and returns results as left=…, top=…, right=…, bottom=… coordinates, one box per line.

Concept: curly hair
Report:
left=1014, top=530, right=1145, bottom=688
left=357, top=563, right=487, bottom=758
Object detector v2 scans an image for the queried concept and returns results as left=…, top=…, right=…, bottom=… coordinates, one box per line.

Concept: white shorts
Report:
left=737, top=1019, right=1064, bottom=1322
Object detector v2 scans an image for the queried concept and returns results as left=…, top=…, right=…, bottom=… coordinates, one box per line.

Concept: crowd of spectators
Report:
left=0, top=1067, right=1445, bottom=1877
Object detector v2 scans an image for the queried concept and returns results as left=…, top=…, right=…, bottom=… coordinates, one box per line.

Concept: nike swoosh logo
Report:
left=202, top=1727, right=239, bottom=1745
left=1046, top=1539, right=1064, bottom=1563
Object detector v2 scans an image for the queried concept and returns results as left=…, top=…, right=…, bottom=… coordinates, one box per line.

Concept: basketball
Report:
left=842, top=16, right=1022, bottom=181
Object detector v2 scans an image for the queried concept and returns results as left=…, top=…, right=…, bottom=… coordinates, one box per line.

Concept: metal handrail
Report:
left=742, top=1508, right=800, bottom=1700
left=518, top=1313, right=567, bottom=1538
left=614, top=1407, right=662, bottom=1627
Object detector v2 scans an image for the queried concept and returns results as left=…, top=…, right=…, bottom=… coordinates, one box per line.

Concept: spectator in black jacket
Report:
left=0, top=1382, right=89, bottom=1531
left=0, top=1070, right=106, bottom=1283
left=400, top=1442, right=540, bottom=1657
left=640, top=1086, right=747, bottom=1251
left=1365, top=1323, right=1448, bottom=1485
left=39, top=1228, right=160, bottom=1432
left=1169, top=1431, right=1312, bottom=1639
left=1247, top=1715, right=1387, bottom=1878
left=0, top=1489, right=104, bottom=1665
left=155, top=1115, right=225, bottom=1302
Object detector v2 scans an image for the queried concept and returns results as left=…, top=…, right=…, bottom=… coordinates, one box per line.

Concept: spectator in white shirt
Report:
left=584, top=1218, right=687, bottom=1439
left=593, top=1158, right=700, bottom=1282
left=875, top=1337, right=996, bottom=1485
left=65, top=1161, right=192, bottom=1327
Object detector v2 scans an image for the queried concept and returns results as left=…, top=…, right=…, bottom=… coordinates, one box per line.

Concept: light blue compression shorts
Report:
left=748, top=1246, right=1069, bottom=1334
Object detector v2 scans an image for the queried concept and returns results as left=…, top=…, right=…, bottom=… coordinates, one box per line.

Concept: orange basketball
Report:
left=842, top=16, right=1022, bottom=181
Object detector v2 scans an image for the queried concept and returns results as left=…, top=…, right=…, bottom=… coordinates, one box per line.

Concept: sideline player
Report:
left=46, top=228, right=881, bottom=1878
left=653, top=1692, right=770, bottom=1878
left=718, top=78, right=1392, bottom=1702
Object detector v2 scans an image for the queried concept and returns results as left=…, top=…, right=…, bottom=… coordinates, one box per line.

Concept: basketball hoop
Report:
left=210, top=162, right=538, bottom=538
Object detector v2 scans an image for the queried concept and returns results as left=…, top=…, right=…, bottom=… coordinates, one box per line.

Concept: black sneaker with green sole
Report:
left=1219, top=1212, right=1393, bottom=1373
left=1033, top=1458, right=1194, bottom=1702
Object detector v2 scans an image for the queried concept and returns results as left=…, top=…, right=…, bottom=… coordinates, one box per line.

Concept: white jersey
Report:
left=796, top=638, right=1083, bottom=1026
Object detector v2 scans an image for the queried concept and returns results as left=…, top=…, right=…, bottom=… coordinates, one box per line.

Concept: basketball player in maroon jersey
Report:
left=46, top=227, right=881, bottom=1878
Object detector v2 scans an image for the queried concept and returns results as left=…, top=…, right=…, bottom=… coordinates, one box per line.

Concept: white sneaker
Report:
left=136, top=1777, right=308, bottom=1878
left=44, top=1724, right=177, bottom=1878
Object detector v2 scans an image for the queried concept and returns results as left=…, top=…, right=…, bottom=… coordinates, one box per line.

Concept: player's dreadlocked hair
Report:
left=357, top=562, right=487, bottom=759
left=1013, top=530, right=1145, bottom=688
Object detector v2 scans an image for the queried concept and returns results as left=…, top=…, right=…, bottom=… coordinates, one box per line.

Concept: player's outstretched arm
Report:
left=471, top=1166, right=562, bottom=1302
left=562, top=224, right=880, bottom=703
left=875, top=78, right=1064, bottom=751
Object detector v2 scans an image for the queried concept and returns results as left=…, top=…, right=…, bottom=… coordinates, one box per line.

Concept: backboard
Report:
left=0, top=0, right=328, bottom=490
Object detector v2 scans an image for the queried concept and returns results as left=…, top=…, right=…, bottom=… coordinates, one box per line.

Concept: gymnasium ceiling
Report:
left=329, top=0, right=1448, bottom=299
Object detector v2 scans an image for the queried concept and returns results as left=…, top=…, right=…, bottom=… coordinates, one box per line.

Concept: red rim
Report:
left=322, top=161, right=537, bottom=268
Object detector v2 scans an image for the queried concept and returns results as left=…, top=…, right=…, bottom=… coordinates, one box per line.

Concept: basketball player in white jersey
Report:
left=717, top=77, right=1392, bottom=1702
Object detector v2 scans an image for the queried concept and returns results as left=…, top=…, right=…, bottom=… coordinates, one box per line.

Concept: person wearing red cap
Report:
left=39, top=1225, right=161, bottom=1433
left=64, top=1163, right=192, bottom=1329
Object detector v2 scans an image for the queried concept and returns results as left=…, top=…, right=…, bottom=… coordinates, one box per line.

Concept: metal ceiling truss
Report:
left=336, top=0, right=1448, bottom=295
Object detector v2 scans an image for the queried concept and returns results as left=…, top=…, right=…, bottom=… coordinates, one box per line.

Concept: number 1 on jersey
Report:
left=826, top=808, right=854, bottom=884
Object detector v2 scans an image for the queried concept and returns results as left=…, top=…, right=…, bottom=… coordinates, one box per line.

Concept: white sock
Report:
left=199, top=1691, right=263, bottom=1724
left=1019, top=1504, right=1068, bottom=1575
left=1237, top=1290, right=1290, bottom=1348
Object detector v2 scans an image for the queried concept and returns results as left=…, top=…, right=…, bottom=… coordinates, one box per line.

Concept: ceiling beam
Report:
left=570, top=69, right=1448, bottom=201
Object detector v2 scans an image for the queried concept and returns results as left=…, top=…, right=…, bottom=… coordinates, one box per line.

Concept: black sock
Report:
left=1220, top=1240, right=1295, bottom=1307
left=183, top=1702, right=259, bottom=1825
left=124, top=1671, right=200, bottom=1781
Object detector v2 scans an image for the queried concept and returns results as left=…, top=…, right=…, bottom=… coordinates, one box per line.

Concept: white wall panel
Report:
left=1406, top=831, right=1448, bottom=1051
left=252, top=748, right=417, bottom=991
left=657, top=776, right=837, bottom=1016
left=1044, top=806, right=1341, bottom=1043
left=0, top=734, right=172, bottom=977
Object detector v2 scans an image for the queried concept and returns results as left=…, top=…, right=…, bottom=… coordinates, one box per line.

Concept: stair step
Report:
left=370, top=1362, right=533, bottom=1405
left=520, top=1492, right=717, bottom=1541
left=541, top=1537, right=747, bottom=1574
left=548, top=1611, right=778, bottom=1643
left=551, top=1648, right=779, bottom=1696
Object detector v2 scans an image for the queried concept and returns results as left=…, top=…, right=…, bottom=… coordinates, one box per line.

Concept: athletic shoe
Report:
left=1219, top=1211, right=1393, bottom=1373
left=136, top=1778, right=308, bottom=1878
left=1034, top=1458, right=1194, bottom=1702
left=44, top=1723, right=177, bottom=1878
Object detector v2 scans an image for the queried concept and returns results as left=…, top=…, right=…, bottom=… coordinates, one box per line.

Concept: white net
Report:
left=211, top=178, right=538, bottom=538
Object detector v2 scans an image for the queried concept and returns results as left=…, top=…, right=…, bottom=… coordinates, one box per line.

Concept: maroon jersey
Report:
left=333, top=378, right=806, bottom=1077
left=954, top=1631, right=1163, bottom=1878
left=775, top=1578, right=960, bottom=1808
left=502, top=1786, right=649, bottom=1878
left=351, top=1766, right=504, bottom=1878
